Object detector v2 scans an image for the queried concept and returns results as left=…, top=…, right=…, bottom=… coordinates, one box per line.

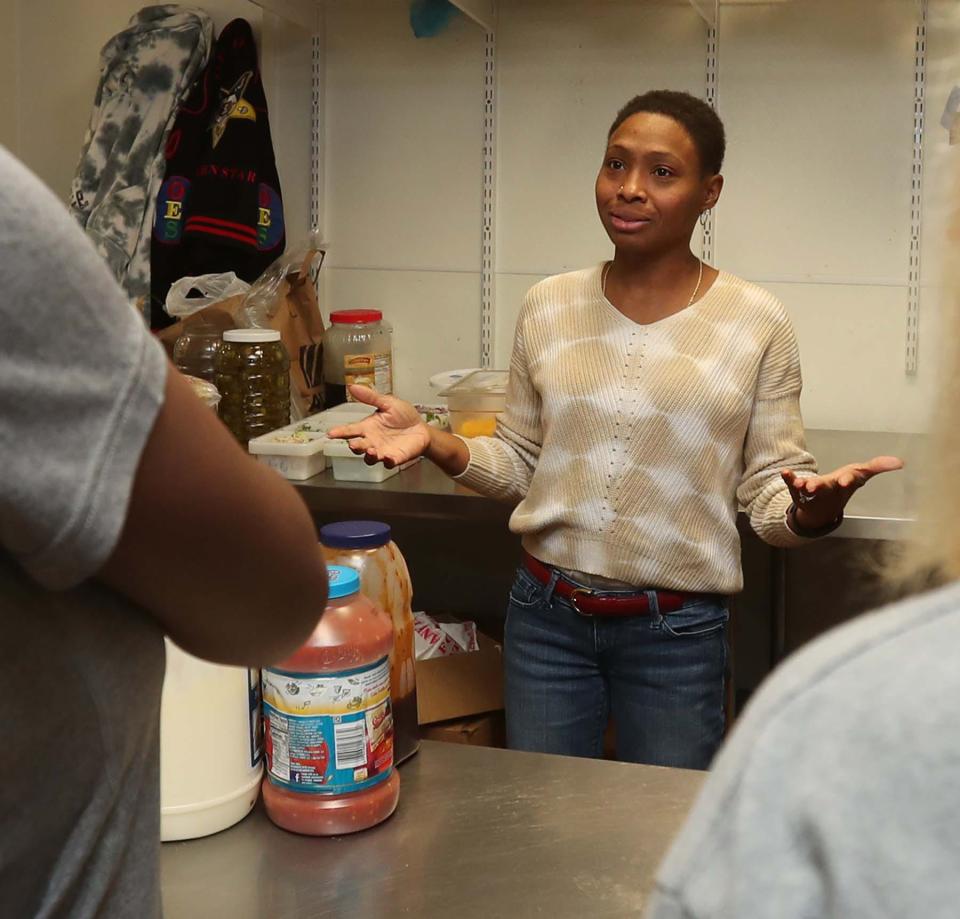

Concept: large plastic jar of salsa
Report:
left=319, top=521, right=419, bottom=765
left=261, top=566, right=400, bottom=836
left=214, top=328, right=290, bottom=444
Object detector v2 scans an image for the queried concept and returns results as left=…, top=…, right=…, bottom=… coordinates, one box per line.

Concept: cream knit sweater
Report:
left=456, top=264, right=818, bottom=594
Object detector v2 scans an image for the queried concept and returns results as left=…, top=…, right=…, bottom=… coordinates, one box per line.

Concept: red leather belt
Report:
left=522, top=551, right=696, bottom=617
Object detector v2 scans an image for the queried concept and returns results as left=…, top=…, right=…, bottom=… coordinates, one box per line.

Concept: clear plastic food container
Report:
left=438, top=369, right=508, bottom=438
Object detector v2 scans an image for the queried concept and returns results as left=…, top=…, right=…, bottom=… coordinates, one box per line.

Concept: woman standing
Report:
left=330, top=90, right=901, bottom=769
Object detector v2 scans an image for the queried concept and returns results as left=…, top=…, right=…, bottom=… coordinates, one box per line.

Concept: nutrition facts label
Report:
left=262, top=659, right=394, bottom=794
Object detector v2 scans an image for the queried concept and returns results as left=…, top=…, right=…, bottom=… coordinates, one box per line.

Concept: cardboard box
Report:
left=415, top=631, right=503, bottom=726
left=421, top=711, right=505, bottom=748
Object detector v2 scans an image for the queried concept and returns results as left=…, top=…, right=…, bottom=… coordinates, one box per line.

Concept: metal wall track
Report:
left=481, top=29, right=497, bottom=368
left=907, top=0, right=928, bottom=376
left=310, top=32, right=322, bottom=236
left=702, top=17, right=719, bottom=266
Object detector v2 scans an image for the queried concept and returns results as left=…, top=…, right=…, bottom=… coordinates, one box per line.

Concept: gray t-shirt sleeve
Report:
left=644, top=615, right=878, bottom=919
left=645, top=584, right=960, bottom=919
left=0, top=146, right=167, bottom=589
left=644, top=712, right=827, bottom=919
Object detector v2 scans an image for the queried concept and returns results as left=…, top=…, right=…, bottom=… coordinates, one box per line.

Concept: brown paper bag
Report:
left=264, top=251, right=326, bottom=417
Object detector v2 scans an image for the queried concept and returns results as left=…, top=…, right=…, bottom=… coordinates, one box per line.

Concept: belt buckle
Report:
left=568, top=587, right=595, bottom=617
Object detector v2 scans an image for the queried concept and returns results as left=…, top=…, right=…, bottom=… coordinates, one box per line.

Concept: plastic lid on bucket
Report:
left=320, top=521, right=392, bottom=550
left=330, top=309, right=383, bottom=324
left=326, top=565, right=361, bottom=600
left=223, top=328, right=281, bottom=343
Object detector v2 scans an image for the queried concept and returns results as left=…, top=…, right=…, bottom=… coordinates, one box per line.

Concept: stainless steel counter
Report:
left=296, top=429, right=923, bottom=542
left=161, top=741, right=705, bottom=918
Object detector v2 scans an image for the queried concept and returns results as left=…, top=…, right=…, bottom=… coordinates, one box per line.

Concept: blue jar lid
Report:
left=320, top=520, right=392, bottom=550
left=327, top=565, right=361, bottom=600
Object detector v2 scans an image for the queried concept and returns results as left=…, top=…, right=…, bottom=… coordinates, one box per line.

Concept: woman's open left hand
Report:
left=781, top=456, right=904, bottom=531
left=326, top=385, right=431, bottom=468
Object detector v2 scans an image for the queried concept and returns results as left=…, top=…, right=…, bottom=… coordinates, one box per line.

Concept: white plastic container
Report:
left=324, top=437, right=400, bottom=482
left=246, top=404, right=377, bottom=480
left=248, top=430, right=328, bottom=480
left=160, top=641, right=263, bottom=841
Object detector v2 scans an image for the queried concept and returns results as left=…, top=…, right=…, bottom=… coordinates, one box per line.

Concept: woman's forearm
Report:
left=425, top=425, right=471, bottom=477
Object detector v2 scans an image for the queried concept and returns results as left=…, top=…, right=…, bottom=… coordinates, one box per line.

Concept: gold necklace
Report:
left=603, top=259, right=705, bottom=307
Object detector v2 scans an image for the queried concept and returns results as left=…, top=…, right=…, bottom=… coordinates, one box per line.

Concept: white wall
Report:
left=322, top=0, right=486, bottom=402
left=322, top=0, right=960, bottom=431
left=493, top=0, right=704, bottom=367
left=717, top=0, right=955, bottom=433
left=4, top=0, right=313, bottom=240
left=5, top=0, right=958, bottom=432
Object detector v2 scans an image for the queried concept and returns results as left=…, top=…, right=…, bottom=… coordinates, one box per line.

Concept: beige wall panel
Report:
left=324, top=0, right=484, bottom=271
left=496, top=0, right=705, bottom=276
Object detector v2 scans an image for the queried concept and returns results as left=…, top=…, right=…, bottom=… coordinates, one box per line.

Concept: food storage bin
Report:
left=324, top=438, right=400, bottom=483
left=248, top=430, right=327, bottom=480
left=438, top=369, right=509, bottom=438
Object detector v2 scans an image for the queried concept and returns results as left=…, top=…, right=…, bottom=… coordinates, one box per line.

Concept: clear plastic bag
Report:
left=238, top=233, right=328, bottom=419
left=161, top=273, right=252, bottom=382
left=238, top=233, right=325, bottom=328
left=164, top=272, right=251, bottom=320
left=183, top=375, right=222, bottom=410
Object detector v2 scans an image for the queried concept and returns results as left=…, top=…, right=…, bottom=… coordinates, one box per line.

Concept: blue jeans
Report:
left=504, top=566, right=728, bottom=769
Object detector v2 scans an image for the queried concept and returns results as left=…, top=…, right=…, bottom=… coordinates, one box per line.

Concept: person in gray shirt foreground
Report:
left=0, top=146, right=328, bottom=918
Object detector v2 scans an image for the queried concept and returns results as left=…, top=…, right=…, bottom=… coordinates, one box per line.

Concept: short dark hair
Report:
left=608, top=90, right=726, bottom=175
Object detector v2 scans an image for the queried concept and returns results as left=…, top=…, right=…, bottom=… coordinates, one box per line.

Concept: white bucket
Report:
left=160, top=640, right=263, bottom=841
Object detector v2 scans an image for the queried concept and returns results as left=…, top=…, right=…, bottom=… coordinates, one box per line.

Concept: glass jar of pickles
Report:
left=215, top=329, right=290, bottom=444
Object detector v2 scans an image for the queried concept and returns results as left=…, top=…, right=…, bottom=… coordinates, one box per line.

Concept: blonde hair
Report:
left=886, top=186, right=960, bottom=589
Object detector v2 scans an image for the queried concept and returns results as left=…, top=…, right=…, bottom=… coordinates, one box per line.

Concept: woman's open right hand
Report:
left=326, top=385, right=431, bottom=468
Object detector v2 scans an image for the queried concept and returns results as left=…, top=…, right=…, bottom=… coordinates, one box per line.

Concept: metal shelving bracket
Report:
left=688, top=0, right=717, bottom=28
left=247, top=0, right=319, bottom=31
left=450, top=0, right=496, bottom=32
left=906, top=0, right=927, bottom=375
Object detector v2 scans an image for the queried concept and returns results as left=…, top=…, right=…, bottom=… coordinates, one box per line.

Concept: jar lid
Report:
left=327, top=565, right=361, bottom=600
left=223, top=328, right=281, bottom=343
left=330, top=309, right=383, bottom=325
left=320, top=520, right=392, bottom=550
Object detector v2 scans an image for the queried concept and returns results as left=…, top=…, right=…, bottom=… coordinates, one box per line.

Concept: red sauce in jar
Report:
left=261, top=566, right=399, bottom=835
